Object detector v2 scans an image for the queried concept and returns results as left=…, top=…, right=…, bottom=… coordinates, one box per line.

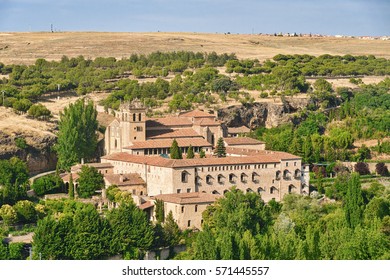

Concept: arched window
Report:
left=223, top=189, right=229, bottom=194
left=241, top=173, right=247, bottom=183
left=246, top=188, right=253, bottom=193
left=257, top=187, right=265, bottom=194
left=133, top=113, right=136, bottom=122
left=294, top=169, right=301, bottom=179
left=229, top=173, right=236, bottom=183
left=217, top=174, right=224, bottom=184
left=252, top=172, right=259, bottom=183
left=283, top=169, right=291, bottom=180
left=288, top=185, right=296, bottom=193
left=206, top=175, right=213, bottom=185
left=270, top=186, right=277, bottom=194
left=275, top=170, right=281, bottom=180
left=212, top=190, right=220, bottom=195
left=181, top=171, right=188, bottom=183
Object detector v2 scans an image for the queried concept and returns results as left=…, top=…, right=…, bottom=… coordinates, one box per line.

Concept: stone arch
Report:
left=288, top=184, right=296, bottom=193
left=270, top=186, right=278, bottom=194
left=212, top=190, right=220, bottom=195
left=206, top=175, right=213, bottom=185
left=294, top=169, right=301, bottom=178
left=240, top=173, right=248, bottom=183
left=223, top=189, right=229, bottom=194
left=246, top=188, right=253, bottom=193
left=283, top=169, right=291, bottom=180
left=257, top=187, right=265, bottom=194
left=276, top=170, right=281, bottom=180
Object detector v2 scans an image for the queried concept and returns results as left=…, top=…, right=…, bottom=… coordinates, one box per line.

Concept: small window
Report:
left=177, top=189, right=181, bottom=193
left=187, top=188, right=191, bottom=193
left=187, top=220, right=191, bottom=227
left=136, top=126, right=143, bottom=132
left=294, top=162, right=297, bottom=166
left=138, top=113, right=142, bottom=122
left=133, top=113, right=136, bottom=122
left=195, top=205, right=198, bottom=212
left=181, top=206, right=185, bottom=213
left=181, top=171, right=188, bottom=183
left=140, top=191, right=143, bottom=195
left=286, top=162, right=289, bottom=167
left=206, top=175, right=212, bottom=184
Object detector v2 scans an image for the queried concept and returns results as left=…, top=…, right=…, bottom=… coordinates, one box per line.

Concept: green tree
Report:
left=170, top=139, right=182, bottom=159
left=76, top=165, right=104, bottom=198
left=27, top=103, right=51, bottom=119
left=199, top=149, right=206, bottom=158
left=214, top=137, right=226, bottom=158
left=0, top=204, right=18, bottom=225
left=163, top=211, right=181, bottom=247
left=13, top=200, right=37, bottom=223
left=0, top=157, right=28, bottom=205
left=155, top=199, right=165, bottom=224
left=56, top=99, right=98, bottom=171
left=186, top=145, right=195, bottom=159
left=31, top=174, right=61, bottom=196
left=68, top=173, right=75, bottom=199
left=107, top=202, right=154, bottom=259
left=344, top=173, right=364, bottom=229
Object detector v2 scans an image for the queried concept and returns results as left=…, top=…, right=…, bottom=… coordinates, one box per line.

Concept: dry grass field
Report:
left=0, top=32, right=390, bottom=65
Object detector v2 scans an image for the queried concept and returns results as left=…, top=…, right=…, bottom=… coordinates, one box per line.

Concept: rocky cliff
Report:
left=0, top=131, right=57, bottom=175
left=217, top=98, right=310, bottom=129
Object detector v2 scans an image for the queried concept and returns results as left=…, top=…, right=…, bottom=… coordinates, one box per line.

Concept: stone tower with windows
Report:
left=104, top=100, right=146, bottom=155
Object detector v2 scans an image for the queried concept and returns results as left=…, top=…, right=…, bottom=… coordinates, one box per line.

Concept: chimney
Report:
left=119, top=174, right=124, bottom=183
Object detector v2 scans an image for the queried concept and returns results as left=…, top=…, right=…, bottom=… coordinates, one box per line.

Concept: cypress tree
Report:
left=186, top=145, right=195, bottom=159
left=214, top=137, right=226, bottom=158
left=155, top=199, right=165, bottom=223
left=344, top=173, right=364, bottom=229
left=170, top=139, right=182, bottom=159
left=68, top=173, right=74, bottom=199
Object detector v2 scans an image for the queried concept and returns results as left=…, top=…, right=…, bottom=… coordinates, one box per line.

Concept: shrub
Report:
left=354, top=162, right=370, bottom=175
left=376, top=162, right=389, bottom=176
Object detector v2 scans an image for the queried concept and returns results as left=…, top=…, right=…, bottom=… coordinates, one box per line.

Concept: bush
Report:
left=15, top=138, right=28, bottom=149
left=27, top=103, right=51, bottom=119
left=260, top=92, right=269, bottom=98
left=31, top=175, right=62, bottom=196
left=13, top=200, right=37, bottom=223
left=375, top=162, right=389, bottom=176
left=354, top=162, right=370, bottom=175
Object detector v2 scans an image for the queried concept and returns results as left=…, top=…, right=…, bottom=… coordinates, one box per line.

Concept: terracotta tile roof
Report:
left=146, top=117, right=193, bottom=127
left=139, top=201, right=154, bottom=210
left=179, top=110, right=215, bottom=118
left=147, top=129, right=201, bottom=139
left=123, top=138, right=212, bottom=150
left=227, top=126, right=251, bottom=134
left=61, top=173, right=79, bottom=182
left=226, top=147, right=300, bottom=160
left=104, top=173, right=145, bottom=187
left=102, top=150, right=300, bottom=169
left=154, top=192, right=222, bottom=204
left=224, top=137, right=265, bottom=146
left=193, top=118, right=222, bottom=126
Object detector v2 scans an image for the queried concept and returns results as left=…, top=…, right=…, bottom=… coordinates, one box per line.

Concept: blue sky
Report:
left=0, top=0, right=389, bottom=35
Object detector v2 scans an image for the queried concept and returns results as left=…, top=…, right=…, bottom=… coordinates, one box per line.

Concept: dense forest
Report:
left=0, top=51, right=389, bottom=260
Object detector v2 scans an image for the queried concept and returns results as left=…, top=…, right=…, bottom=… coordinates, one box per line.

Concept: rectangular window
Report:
left=181, top=206, right=185, bottom=213
left=187, top=220, right=191, bottom=227
left=187, top=188, right=191, bottom=193
left=294, top=162, right=297, bottom=166
left=286, top=162, right=289, bottom=167
left=177, top=189, right=181, bottom=194
left=136, top=126, right=143, bottom=132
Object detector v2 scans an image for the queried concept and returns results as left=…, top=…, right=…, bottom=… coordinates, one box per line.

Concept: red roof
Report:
left=146, top=117, right=193, bottom=127
left=123, top=138, right=212, bottom=150
left=179, top=110, right=215, bottom=118
left=147, top=129, right=201, bottom=139
left=102, top=151, right=300, bottom=169
left=224, top=137, right=265, bottom=146
left=193, top=118, right=222, bottom=126
left=227, top=126, right=251, bottom=134
left=104, top=173, right=145, bottom=186
left=154, top=192, right=222, bottom=204
left=139, top=201, right=154, bottom=210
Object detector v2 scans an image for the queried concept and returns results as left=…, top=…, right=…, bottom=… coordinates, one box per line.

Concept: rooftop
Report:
left=104, top=173, right=145, bottom=187
left=123, top=137, right=212, bottom=150
left=224, top=137, right=265, bottom=146
left=227, top=125, right=251, bottom=134
left=193, top=118, right=222, bottom=126
left=146, top=128, right=201, bottom=139
left=102, top=150, right=300, bottom=168
left=146, top=117, right=193, bottom=127
left=154, top=192, right=222, bottom=204
left=179, top=109, right=215, bottom=118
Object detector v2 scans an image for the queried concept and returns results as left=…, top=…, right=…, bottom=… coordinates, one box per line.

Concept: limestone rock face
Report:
left=217, top=98, right=309, bottom=129
left=0, top=132, right=57, bottom=175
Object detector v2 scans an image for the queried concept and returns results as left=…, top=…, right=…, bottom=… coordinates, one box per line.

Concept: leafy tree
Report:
left=56, top=99, right=98, bottom=171
left=12, top=98, right=32, bottom=113
left=15, top=137, right=28, bottom=150
left=214, top=137, right=226, bottom=158
left=375, top=162, right=389, bottom=176
left=0, top=204, right=18, bottom=225
left=354, top=162, right=370, bottom=175
left=186, top=145, right=195, bottom=159
left=13, top=200, right=37, bottom=223
left=107, top=202, right=154, bottom=259
left=170, top=139, right=182, bottom=159
left=31, top=174, right=61, bottom=196
left=0, top=157, right=28, bottom=205
left=76, top=165, right=104, bottom=198
left=8, top=243, right=26, bottom=260
left=344, top=173, right=364, bottom=229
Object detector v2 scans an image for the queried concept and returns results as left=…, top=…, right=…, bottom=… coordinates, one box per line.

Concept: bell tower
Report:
left=118, top=99, right=146, bottom=146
